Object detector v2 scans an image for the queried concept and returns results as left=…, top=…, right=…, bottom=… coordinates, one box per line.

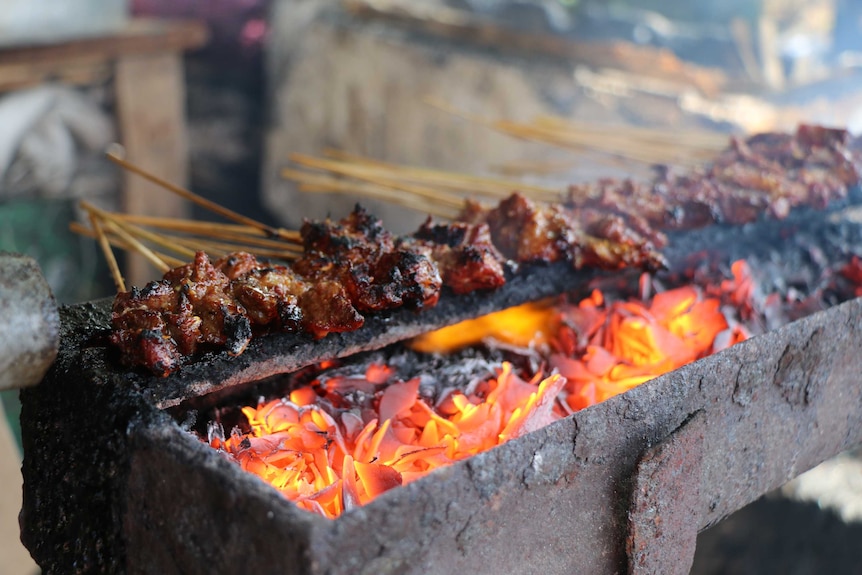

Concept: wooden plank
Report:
left=343, top=0, right=726, bottom=96
left=0, top=57, right=112, bottom=92
left=0, top=19, right=207, bottom=93
left=115, top=52, right=191, bottom=286
left=0, top=19, right=208, bottom=67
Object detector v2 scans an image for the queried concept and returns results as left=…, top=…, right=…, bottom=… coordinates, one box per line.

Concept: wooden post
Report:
left=0, top=19, right=208, bottom=287
left=115, top=52, right=191, bottom=287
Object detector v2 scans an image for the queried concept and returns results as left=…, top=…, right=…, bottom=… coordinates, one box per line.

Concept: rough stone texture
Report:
left=19, top=292, right=862, bottom=574
left=0, top=252, right=59, bottom=390
left=20, top=301, right=134, bottom=574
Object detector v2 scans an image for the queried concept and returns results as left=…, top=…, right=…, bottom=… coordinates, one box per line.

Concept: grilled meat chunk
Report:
left=110, top=281, right=182, bottom=377
left=481, top=193, right=577, bottom=263
left=163, top=251, right=252, bottom=356
left=296, top=205, right=442, bottom=312
left=299, top=280, right=365, bottom=339
left=568, top=125, right=861, bottom=232
left=412, top=219, right=507, bottom=294
left=112, top=252, right=265, bottom=375
left=111, top=125, right=858, bottom=376
left=229, top=265, right=305, bottom=330
left=460, top=193, right=666, bottom=271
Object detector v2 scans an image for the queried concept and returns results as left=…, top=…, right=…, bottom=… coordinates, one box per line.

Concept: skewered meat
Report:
left=111, top=195, right=661, bottom=375
left=110, top=281, right=182, bottom=377
left=295, top=205, right=442, bottom=313
left=110, top=125, right=860, bottom=376
left=568, top=125, right=861, bottom=231
left=111, top=252, right=254, bottom=377
left=298, top=280, right=364, bottom=340
left=411, top=219, right=506, bottom=294
left=229, top=266, right=304, bottom=329
left=480, top=193, right=577, bottom=263
left=461, top=194, right=667, bottom=271
left=163, top=252, right=252, bottom=354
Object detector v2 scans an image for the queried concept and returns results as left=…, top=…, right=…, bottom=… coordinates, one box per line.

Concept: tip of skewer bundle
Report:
left=106, top=143, right=127, bottom=162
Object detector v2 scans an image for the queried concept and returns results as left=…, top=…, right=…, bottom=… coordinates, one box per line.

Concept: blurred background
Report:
left=2, top=0, right=862, bottom=572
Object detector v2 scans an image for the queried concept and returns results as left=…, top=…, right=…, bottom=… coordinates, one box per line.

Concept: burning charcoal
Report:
left=202, top=260, right=773, bottom=518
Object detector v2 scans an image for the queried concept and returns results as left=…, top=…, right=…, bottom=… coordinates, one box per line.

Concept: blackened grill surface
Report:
left=19, top=199, right=862, bottom=574
left=89, top=197, right=862, bottom=409
left=21, top=294, right=862, bottom=574
left=118, top=260, right=606, bottom=409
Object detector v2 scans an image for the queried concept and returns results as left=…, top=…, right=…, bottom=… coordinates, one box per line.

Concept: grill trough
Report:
left=20, top=199, right=862, bottom=575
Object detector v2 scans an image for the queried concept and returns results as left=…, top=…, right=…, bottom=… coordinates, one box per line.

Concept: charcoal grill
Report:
left=19, top=203, right=862, bottom=575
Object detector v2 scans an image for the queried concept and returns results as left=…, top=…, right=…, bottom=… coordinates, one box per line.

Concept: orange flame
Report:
left=210, top=265, right=754, bottom=518
left=409, top=300, right=558, bottom=353
left=214, top=363, right=565, bottom=518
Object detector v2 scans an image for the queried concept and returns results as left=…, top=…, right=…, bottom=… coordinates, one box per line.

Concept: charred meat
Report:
left=568, top=125, right=860, bottom=230
left=110, top=125, right=858, bottom=376
left=111, top=196, right=661, bottom=375
left=411, top=219, right=507, bottom=295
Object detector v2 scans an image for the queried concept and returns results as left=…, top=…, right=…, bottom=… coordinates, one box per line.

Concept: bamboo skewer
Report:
left=82, top=112, right=732, bottom=289
left=278, top=103, right=733, bottom=224
left=283, top=167, right=463, bottom=219
left=107, top=148, right=297, bottom=241
left=76, top=195, right=307, bottom=284
left=75, top=211, right=303, bottom=267
left=490, top=120, right=708, bottom=167
left=81, top=202, right=172, bottom=274
left=109, top=214, right=304, bottom=252
left=318, top=149, right=562, bottom=200
left=163, top=234, right=302, bottom=261
left=425, top=97, right=730, bottom=168
left=111, top=213, right=299, bottom=241
left=76, top=152, right=322, bottom=287
left=107, top=216, right=199, bottom=261
left=71, top=222, right=186, bottom=269
left=88, top=214, right=126, bottom=292
left=296, top=183, right=462, bottom=220
left=100, top=219, right=171, bottom=274
left=530, top=115, right=728, bottom=148
left=288, top=154, right=470, bottom=209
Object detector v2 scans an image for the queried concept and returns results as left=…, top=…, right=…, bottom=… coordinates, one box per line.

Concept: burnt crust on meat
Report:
left=110, top=196, right=662, bottom=376
left=411, top=219, right=507, bottom=295
left=110, top=125, right=858, bottom=376
left=567, top=124, right=861, bottom=231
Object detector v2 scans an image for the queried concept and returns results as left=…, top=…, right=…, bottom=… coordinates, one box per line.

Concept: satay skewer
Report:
left=111, top=214, right=299, bottom=241
left=88, top=214, right=126, bottom=293
left=283, top=167, right=462, bottom=219
left=70, top=222, right=186, bottom=268
left=81, top=202, right=172, bottom=274
left=107, top=146, right=297, bottom=241
left=109, top=215, right=304, bottom=252
left=319, top=148, right=562, bottom=200
left=289, top=154, right=468, bottom=210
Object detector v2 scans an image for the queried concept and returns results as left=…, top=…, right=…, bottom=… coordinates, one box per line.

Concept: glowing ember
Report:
left=208, top=264, right=756, bottom=519
left=211, top=363, right=565, bottom=518
left=552, top=285, right=748, bottom=412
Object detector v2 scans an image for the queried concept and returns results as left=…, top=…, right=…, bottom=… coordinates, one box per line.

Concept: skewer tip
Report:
left=106, top=142, right=127, bottom=162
